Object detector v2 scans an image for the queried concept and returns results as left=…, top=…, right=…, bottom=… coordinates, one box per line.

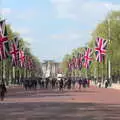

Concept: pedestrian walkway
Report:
left=91, top=81, right=120, bottom=90
left=0, top=86, right=120, bottom=120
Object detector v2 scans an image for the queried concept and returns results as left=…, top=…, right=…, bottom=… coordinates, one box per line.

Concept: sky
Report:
left=1, top=0, right=120, bottom=62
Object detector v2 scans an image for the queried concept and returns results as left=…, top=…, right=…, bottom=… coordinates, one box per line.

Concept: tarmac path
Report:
left=0, top=86, right=120, bottom=120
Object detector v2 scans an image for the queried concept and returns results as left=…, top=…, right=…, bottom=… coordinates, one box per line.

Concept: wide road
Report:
left=0, top=86, right=120, bottom=120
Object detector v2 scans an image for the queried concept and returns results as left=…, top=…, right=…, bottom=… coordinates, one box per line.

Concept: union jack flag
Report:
left=68, top=59, right=73, bottom=71
left=68, top=59, right=71, bottom=71
left=79, top=53, right=84, bottom=70
left=83, top=48, right=93, bottom=69
left=95, top=37, right=108, bottom=62
left=74, top=53, right=83, bottom=70
left=0, top=19, right=9, bottom=60
left=24, top=56, right=32, bottom=70
left=28, top=57, right=33, bottom=70
left=19, top=50, right=25, bottom=67
left=10, top=36, right=19, bottom=66
left=72, top=56, right=76, bottom=69
left=24, top=55, right=27, bottom=68
left=75, top=53, right=80, bottom=69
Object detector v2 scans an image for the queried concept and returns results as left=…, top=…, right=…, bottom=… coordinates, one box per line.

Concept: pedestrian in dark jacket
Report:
left=0, top=83, right=7, bottom=101
left=67, top=77, right=72, bottom=90
left=79, top=78, right=82, bottom=90
left=59, top=78, right=64, bottom=92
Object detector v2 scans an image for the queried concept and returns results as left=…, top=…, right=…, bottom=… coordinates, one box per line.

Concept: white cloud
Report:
left=11, top=26, right=31, bottom=35
left=50, top=0, right=120, bottom=43
left=1, top=7, right=38, bottom=21
left=15, top=28, right=31, bottom=35
left=1, top=8, right=12, bottom=16
left=51, top=0, right=120, bottom=22
left=50, top=32, right=81, bottom=40
left=23, top=37, right=33, bottom=42
left=16, top=8, right=38, bottom=20
left=10, top=26, right=33, bottom=43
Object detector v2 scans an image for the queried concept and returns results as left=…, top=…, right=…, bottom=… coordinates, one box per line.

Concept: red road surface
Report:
left=0, top=86, right=120, bottom=120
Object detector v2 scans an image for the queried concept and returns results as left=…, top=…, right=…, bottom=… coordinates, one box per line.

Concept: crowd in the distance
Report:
left=22, top=77, right=91, bottom=92
left=0, top=76, right=110, bottom=101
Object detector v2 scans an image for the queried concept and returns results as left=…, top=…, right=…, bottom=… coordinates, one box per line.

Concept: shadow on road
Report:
left=6, top=88, right=97, bottom=98
left=6, top=94, right=72, bottom=98
left=0, top=102, right=120, bottom=120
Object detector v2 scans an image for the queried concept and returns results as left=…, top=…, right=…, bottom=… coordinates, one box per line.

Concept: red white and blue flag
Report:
left=75, top=53, right=80, bottom=69
left=95, top=37, right=107, bottom=62
left=83, top=48, right=92, bottom=69
left=24, top=56, right=32, bottom=70
left=71, top=56, right=76, bottom=70
left=79, top=53, right=84, bottom=70
left=10, top=36, right=19, bottom=66
left=74, top=53, right=83, bottom=70
left=19, top=50, right=25, bottom=67
left=24, top=55, right=27, bottom=68
left=0, top=19, right=9, bottom=60
left=68, top=59, right=71, bottom=71
left=28, top=57, right=33, bottom=70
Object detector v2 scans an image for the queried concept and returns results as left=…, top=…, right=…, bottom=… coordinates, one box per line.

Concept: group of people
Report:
left=0, top=76, right=112, bottom=101
left=97, top=78, right=110, bottom=88
left=0, top=76, right=91, bottom=101
left=22, top=77, right=91, bottom=92
left=22, top=78, right=38, bottom=91
left=59, top=77, right=90, bottom=91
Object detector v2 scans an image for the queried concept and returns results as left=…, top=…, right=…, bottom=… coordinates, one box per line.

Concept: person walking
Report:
left=0, top=82, right=7, bottom=101
left=67, top=77, right=72, bottom=90
left=59, top=78, right=64, bottom=92
left=105, top=79, right=108, bottom=88
left=79, top=78, right=82, bottom=91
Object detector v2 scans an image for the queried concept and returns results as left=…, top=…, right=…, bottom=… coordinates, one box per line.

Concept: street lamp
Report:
left=105, top=4, right=120, bottom=85
left=104, top=4, right=112, bottom=85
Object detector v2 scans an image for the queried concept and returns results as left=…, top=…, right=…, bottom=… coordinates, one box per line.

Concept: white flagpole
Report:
left=108, top=18, right=111, bottom=83
left=86, top=69, right=87, bottom=78
left=105, top=4, right=111, bottom=85
left=108, top=60, right=111, bottom=79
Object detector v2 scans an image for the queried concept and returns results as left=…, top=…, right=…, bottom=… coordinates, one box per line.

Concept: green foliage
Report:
left=62, top=11, right=120, bottom=81
left=0, top=19, right=42, bottom=84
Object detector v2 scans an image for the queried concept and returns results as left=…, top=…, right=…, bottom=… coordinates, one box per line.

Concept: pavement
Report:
left=110, top=83, right=120, bottom=90
left=0, top=86, right=120, bottom=120
left=91, top=81, right=120, bottom=90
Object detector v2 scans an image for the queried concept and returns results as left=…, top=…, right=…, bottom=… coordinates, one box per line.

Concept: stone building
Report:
left=41, top=60, right=60, bottom=78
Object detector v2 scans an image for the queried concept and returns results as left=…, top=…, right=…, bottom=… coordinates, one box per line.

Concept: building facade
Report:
left=41, top=60, right=60, bottom=78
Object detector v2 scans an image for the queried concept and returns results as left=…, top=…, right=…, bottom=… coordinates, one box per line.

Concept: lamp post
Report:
left=105, top=4, right=120, bottom=85
left=105, top=4, right=112, bottom=85
left=108, top=19, right=111, bottom=83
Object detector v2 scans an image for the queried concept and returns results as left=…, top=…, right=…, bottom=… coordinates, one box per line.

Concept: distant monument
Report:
left=41, top=60, right=60, bottom=78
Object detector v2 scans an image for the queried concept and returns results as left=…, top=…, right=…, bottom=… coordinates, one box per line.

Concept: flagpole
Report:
left=108, top=16, right=111, bottom=85
left=7, top=60, right=10, bottom=85
left=1, top=59, right=3, bottom=83
left=97, top=63, right=99, bottom=82
left=102, top=58, right=104, bottom=84
left=105, top=4, right=112, bottom=85
left=94, top=67, right=97, bottom=84
left=0, top=3, right=4, bottom=84
left=14, top=66, right=16, bottom=84
left=86, top=69, right=88, bottom=78
left=17, top=67, right=20, bottom=84
left=26, top=68, right=28, bottom=78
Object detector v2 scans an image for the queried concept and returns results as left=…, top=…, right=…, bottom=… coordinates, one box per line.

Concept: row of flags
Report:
left=68, top=37, right=108, bottom=70
left=0, top=19, right=34, bottom=70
